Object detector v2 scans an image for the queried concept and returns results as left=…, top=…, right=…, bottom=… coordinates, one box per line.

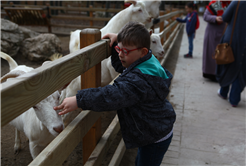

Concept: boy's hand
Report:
left=173, top=17, right=177, bottom=20
left=102, top=33, right=117, bottom=47
left=54, top=96, right=78, bottom=115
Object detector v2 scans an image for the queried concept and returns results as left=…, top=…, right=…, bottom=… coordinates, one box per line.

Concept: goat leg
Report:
left=14, top=128, right=21, bottom=154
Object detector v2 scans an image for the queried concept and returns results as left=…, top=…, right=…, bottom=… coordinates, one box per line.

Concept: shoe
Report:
left=184, top=54, right=193, bottom=58
left=217, top=89, right=227, bottom=99
left=228, top=99, right=238, bottom=107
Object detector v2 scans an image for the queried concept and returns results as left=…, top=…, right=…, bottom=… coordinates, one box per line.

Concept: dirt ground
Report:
left=1, top=26, right=183, bottom=165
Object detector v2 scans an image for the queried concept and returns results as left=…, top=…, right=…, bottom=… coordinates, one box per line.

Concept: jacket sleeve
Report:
left=187, top=13, right=197, bottom=35
left=222, top=1, right=237, bottom=23
left=111, top=42, right=126, bottom=73
left=203, top=9, right=217, bottom=23
left=76, top=76, right=148, bottom=112
left=176, top=16, right=187, bottom=23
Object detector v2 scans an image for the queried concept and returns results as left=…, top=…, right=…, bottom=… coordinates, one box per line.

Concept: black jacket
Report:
left=76, top=43, right=176, bottom=149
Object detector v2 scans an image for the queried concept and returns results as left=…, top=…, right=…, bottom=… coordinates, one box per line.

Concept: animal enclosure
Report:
left=1, top=9, right=184, bottom=166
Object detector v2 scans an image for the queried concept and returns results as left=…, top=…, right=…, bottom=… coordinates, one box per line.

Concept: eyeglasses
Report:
left=114, top=45, right=142, bottom=56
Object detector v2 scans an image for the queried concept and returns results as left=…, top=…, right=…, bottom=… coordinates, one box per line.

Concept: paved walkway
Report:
left=162, top=17, right=246, bottom=165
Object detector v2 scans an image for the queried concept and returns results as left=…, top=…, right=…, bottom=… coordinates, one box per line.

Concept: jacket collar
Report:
left=121, top=49, right=152, bottom=76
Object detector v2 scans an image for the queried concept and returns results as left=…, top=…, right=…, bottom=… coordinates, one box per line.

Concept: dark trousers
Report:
left=188, top=33, right=195, bottom=55
left=220, top=77, right=244, bottom=105
left=135, top=134, right=173, bottom=166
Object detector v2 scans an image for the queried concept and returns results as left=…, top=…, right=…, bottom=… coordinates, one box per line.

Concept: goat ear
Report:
left=39, top=121, right=44, bottom=131
left=132, top=6, right=141, bottom=12
left=149, top=29, right=153, bottom=36
left=158, top=31, right=164, bottom=38
left=125, top=0, right=137, bottom=6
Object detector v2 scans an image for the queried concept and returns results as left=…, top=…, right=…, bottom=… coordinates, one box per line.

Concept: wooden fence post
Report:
left=80, top=28, right=102, bottom=164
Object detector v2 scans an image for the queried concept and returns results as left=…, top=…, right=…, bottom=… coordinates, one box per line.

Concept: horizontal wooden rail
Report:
left=163, top=24, right=180, bottom=51
left=1, top=4, right=122, bottom=12
left=154, top=10, right=184, bottom=27
left=1, top=38, right=111, bottom=127
left=159, top=21, right=178, bottom=39
left=161, top=24, right=183, bottom=66
left=84, top=115, right=120, bottom=166
left=108, top=139, right=126, bottom=166
left=50, top=23, right=102, bottom=29
left=51, top=15, right=110, bottom=21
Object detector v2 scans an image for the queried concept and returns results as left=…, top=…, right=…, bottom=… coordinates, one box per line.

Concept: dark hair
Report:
left=117, top=22, right=150, bottom=50
left=186, top=1, right=197, bottom=10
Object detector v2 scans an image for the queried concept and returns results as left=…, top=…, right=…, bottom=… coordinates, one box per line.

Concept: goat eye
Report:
left=33, top=106, right=37, bottom=109
left=152, top=41, right=156, bottom=44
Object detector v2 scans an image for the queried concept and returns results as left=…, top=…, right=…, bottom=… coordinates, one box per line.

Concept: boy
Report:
left=54, top=22, right=176, bottom=166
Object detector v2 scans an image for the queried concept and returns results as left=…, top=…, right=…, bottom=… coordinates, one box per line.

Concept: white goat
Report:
left=143, top=0, right=162, bottom=29
left=1, top=52, right=64, bottom=159
left=100, top=0, right=151, bottom=36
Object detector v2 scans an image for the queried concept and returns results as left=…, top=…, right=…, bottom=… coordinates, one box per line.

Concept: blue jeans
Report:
left=135, top=134, right=173, bottom=166
left=188, top=33, right=195, bottom=55
left=220, top=77, right=244, bottom=106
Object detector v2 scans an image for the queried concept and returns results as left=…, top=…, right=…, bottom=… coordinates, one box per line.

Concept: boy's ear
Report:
left=141, top=48, right=149, bottom=56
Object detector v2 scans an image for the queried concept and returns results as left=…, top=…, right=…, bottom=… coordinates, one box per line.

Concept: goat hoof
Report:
left=14, top=145, right=21, bottom=154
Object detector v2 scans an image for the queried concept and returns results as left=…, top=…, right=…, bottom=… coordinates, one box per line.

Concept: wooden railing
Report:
left=152, top=9, right=184, bottom=66
left=1, top=10, right=184, bottom=166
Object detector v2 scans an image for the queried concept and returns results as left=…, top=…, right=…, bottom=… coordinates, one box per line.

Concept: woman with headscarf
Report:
left=217, top=1, right=246, bottom=107
left=202, top=1, right=231, bottom=81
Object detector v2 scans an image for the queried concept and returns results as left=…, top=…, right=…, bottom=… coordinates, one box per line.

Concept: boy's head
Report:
left=116, top=22, right=150, bottom=68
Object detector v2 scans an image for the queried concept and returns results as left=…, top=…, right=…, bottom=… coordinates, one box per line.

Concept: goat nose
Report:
left=161, top=51, right=165, bottom=54
left=53, top=125, right=63, bottom=133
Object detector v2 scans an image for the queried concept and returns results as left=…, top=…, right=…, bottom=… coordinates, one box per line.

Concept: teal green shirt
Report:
left=135, top=54, right=169, bottom=79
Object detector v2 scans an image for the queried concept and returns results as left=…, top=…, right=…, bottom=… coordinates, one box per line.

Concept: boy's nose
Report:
left=118, top=51, right=124, bottom=58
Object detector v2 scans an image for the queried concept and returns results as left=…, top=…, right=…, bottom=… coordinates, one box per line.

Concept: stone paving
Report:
left=161, top=17, right=246, bottom=166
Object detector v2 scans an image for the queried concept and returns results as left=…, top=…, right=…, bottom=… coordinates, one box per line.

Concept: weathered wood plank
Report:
left=50, top=23, right=102, bottom=29
left=1, top=39, right=111, bottom=127
left=84, top=115, right=120, bottom=166
left=163, top=24, right=180, bottom=51
left=51, top=15, right=111, bottom=21
left=108, top=138, right=126, bottom=166
left=159, top=21, right=178, bottom=39
left=28, top=110, right=101, bottom=166
left=161, top=24, right=183, bottom=66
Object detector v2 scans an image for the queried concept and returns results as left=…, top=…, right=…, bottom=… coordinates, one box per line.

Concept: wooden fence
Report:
left=1, top=10, right=184, bottom=166
left=2, top=3, right=122, bottom=32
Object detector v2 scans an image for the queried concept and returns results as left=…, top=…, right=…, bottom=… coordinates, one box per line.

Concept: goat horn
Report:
left=1, top=70, right=26, bottom=83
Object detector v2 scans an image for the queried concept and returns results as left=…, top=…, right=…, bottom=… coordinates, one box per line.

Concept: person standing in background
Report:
left=175, top=2, right=199, bottom=58
left=202, top=1, right=231, bottom=82
left=217, top=1, right=246, bottom=107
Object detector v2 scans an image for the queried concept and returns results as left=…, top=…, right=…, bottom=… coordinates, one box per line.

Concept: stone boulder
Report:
left=20, top=34, right=62, bottom=61
left=1, top=18, right=40, bottom=57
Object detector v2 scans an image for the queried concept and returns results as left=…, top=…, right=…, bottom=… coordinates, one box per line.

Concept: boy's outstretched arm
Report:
left=54, top=96, right=79, bottom=115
